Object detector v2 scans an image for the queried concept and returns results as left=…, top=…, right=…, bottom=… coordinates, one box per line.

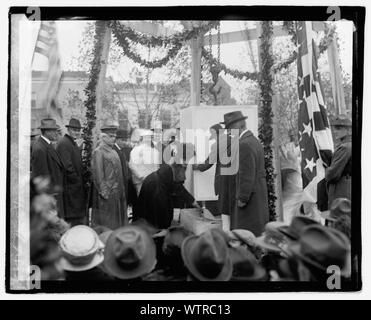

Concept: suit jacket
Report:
left=233, top=130, right=269, bottom=236
left=325, top=137, right=352, bottom=205
left=31, top=136, right=65, bottom=218
left=56, top=134, right=86, bottom=219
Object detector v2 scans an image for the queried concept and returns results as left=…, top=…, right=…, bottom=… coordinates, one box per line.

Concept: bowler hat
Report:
left=321, top=198, right=351, bottom=222
left=181, top=228, right=232, bottom=281
left=38, top=118, right=59, bottom=130
left=59, top=225, right=104, bottom=272
left=253, top=221, right=288, bottom=253
left=288, top=224, right=351, bottom=275
left=103, top=225, right=157, bottom=279
left=66, top=118, right=83, bottom=129
left=278, top=216, right=319, bottom=241
left=220, top=111, right=247, bottom=128
left=229, top=246, right=267, bottom=281
left=100, top=119, right=119, bottom=132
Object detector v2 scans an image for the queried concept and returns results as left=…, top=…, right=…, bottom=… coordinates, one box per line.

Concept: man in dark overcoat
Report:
left=225, top=111, right=269, bottom=236
left=31, top=118, right=65, bottom=218
left=113, top=129, right=130, bottom=201
left=134, top=143, right=200, bottom=229
left=326, top=116, right=352, bottom=206
left=56, top=118, right=86, bottom=226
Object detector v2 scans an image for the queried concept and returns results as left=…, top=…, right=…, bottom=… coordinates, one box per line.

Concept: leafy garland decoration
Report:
left=81, top=21, right=106, bottom=192
left=257, top=21, right=277, bottom=221
left=201, top=48, right=259, bottom=81
left=110, top=20, right=220, bottom=69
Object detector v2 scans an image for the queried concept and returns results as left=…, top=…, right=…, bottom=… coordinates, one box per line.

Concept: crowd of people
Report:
left=29, top=110, right=353, bottom=283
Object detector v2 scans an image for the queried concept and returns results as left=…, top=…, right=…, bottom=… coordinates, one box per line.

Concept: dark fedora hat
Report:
left=253, top=221, right=288, bottom=253
left=103, top=225, right=157, bottom=280
left=66, top=118, right=83, bottom=129
left=278, top=216, right=319, bottom=241
left=116, top=128, right=131, bottom=139
left=38, top=118, right=59, bottom=130
left=229, top=246, right=267, bottom=281
left=181, top=228, right=232, bottom=281
left=288, top=225, right=351, bottom=275
left=321, top=198, right=351, bottom=222
left=220, top=111, right=247, bottom=128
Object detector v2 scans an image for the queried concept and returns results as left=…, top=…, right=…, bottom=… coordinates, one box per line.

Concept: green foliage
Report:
left=258, top=21, right=277, bottom=221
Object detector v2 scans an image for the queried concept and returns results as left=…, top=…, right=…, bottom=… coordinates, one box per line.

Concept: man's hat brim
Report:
left=220, top=116, right=247, bottom=127
left=181, top=235, right=233, bottom=281
left=59, top=251, right=104, bottom=272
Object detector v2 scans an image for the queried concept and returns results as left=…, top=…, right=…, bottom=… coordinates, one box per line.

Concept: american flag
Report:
left=296, top=21, right=334, bottom=211
left=33, top=21, right=63, bottom=116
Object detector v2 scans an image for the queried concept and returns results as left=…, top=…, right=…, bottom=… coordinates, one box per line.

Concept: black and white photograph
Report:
left=4, top=3, right=365, bottom=298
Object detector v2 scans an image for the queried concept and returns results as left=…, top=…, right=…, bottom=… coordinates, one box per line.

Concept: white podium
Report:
left=180, top=105, right=258, bottom=202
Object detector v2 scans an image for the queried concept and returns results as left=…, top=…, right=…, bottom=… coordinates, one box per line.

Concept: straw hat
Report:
left=59, top=225, right=104, bottom=272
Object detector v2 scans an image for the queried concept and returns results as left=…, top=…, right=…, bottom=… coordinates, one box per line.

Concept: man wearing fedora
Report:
left=56, top=118, right=86, bottom=226
left=223, top=111, right=269, bottom=236
left=31, top=118, right=65, bottom=218
left=91, top=120, right=128, bottom=230
left=114, top=129, right=130, bottom=202
left=326, top=115, right=352, bottom=206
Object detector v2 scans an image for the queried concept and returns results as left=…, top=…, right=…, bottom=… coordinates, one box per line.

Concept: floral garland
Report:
left=258, top=21, right=277, bottom=221
left=81, top=21, right=106, bottom=193
left=110, top=20, right=220, bottom=69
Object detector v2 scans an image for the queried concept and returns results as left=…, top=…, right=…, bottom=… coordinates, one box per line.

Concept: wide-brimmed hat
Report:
left=59, top=225, right=104, bottom=272
left=253, top=221, right=288, bottom=253
left=181, top=228, right=233, bottom=281
left=65, top=118, right=83, bottom=129
left=278, top=216, right=319, bottom=241
left=38, top=118, right=59, bottom=130
left=220, top=111, right=247, bottom=128
left=321, top=198, right=351, bottom=222
left=229, top=246, right=267, bottom=281
left=100, top=119, right=119, bottom=132
left=229, top=229, right=256, bottom=247
left=288, top=224, right=351, bottom=275
left=103, top=225, right=157, bottom=280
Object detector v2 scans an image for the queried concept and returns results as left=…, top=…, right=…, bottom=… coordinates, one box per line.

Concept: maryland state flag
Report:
left=296, top=21, right=334, bottom=211
left=33, top=21, right=63, bottom=118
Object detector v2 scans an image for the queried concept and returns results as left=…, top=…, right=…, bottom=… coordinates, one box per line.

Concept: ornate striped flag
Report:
left=296, top=21, right=334, bottom=211
left=34, top=21, right=63, bottom=117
